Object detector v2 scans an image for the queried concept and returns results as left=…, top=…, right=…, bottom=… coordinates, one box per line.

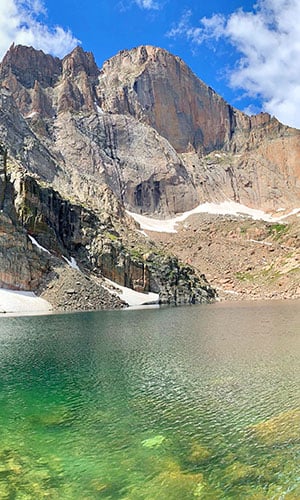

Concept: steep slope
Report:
left=0, top=43, right=299, bottom=310
left=1, top=44, right=299, bottom=216
left=97, top=45, right=300, bottom=211
left=0, top=45, right=199, bottom=216
left=97, top=45, right=236, bottom=154
left=0, top=135, right=215, bottom=308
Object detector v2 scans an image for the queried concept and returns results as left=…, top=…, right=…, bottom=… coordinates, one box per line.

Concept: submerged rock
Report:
left=141, top=434, right=166, bottom=448
left=248, top=408, right=300, bottom=446
left=0, top=445, right=65, bottom=498
left=186, top=443, right=212, bottom=465
left=224, top=461, right=260, bottom=485
left=126, top=465, right=205, bottom=499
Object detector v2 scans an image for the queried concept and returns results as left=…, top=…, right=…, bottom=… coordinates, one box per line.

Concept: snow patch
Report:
left=28, top=235, right=51, bottom=254
left=127, top=202, right=300, bottom=234
left=25, top=111, right=38, bottom=119
left=103, top=278, right=159, bottom=307
left=137, top=229, right=149, bottom=238
left=63, top=256, right=80, bottom=271
left=0, top=289, right=52, bottom=315
left=285, top=208, right=300, bottom=218
left=94, top=101, right=104, bottom=114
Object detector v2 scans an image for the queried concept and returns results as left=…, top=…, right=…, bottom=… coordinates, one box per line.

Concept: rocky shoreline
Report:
left=38, top=265, right=127, bottom=313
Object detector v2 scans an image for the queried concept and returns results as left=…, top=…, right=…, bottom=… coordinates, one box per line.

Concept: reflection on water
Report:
left=0, top=300, right=299, bottom=498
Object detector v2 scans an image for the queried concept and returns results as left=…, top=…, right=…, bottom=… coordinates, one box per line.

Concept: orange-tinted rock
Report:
left=0, top=43, right=299, bottom=216
left=97, top=45, right=236, bottom=154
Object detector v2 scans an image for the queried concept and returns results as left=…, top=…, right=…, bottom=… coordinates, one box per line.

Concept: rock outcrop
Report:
left=97, top=45, right=236, bottom=154
left=0, top=210, right=50, bottom=290
left=0, top=142, right=216, bottom=307
left=1, top=44, right=299, bottom=217
left=0, top=42, right=299, bottom=310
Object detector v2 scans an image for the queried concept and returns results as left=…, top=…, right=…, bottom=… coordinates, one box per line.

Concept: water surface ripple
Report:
left=0, top=300, right=299, bottom=498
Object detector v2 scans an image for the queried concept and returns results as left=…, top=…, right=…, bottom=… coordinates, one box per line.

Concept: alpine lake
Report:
left=0, top=299, right=299, bottom=499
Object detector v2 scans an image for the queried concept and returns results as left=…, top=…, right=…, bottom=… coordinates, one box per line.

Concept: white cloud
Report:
left=134, top=0, right=160, bottom=9
left=167, top=10, right=226, bottom=45
left=167, top=0, right=300, bottom=129
left=0, top=0, right=80, bottom=60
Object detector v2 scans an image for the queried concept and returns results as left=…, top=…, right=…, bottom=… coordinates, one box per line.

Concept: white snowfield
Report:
left=0, top=289, right=52, bottom=316
left=103, top=278, right=159, bottom=308
left=127, top=201, right=300, bottom=234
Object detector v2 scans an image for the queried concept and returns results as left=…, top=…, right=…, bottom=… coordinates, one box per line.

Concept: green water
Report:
left=0, top=300, right=299, bottom=499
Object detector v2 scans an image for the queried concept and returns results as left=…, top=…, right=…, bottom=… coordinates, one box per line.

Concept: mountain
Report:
left=0, top=44, right=299, bottom=310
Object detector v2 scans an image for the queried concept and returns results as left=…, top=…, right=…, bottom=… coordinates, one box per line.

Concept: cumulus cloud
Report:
left=0, top=0, right=80, bottom=60
left=134, top=0, right=160, bottom=9
left=168, top=10, right=225, bottom=45
left=168, top=0, right=300, bottom=128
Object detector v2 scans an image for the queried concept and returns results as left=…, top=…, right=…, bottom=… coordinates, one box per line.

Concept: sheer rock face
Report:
left=96, top=46, right=300, bottom=210
left=97, top=45, right=238, bottom=154
left=0, top=44, right=299, bottom=215
left=0, top=211, right=50, bottom=290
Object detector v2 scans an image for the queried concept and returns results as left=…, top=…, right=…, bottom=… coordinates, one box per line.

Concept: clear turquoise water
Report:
left=0, top=300, right=299, bottom=499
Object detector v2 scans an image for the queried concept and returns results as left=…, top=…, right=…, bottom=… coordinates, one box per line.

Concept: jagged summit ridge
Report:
left=1, top=43, right=246, bottom=152
left=0, top=43, right=299, bottom=215
left=0, top=44, right=98, bottom=87
left=0, top=43, right=62, bottom=89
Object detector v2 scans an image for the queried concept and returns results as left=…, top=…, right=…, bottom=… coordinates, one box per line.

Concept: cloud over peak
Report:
left=168, top=0, right=300, bottom=129
left=0, top=0, right=80, bottom=60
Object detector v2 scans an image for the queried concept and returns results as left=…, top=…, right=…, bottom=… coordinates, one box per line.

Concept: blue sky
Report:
left=1, top=0, right=300, bottom=128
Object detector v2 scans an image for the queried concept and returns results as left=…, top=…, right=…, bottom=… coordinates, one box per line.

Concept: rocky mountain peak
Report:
left=0, top=43, right=62, bottom=89
left=101, top=45, right=184, bottom=72
left=0, top=43, right=299, bottom=216
left=0, top=44, right=100, bottom=117
left=62, top=46, right=99, bottom=79
left=97, top=44, right=238, bottom=154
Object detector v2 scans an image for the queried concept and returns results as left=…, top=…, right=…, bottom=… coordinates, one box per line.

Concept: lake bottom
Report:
left=0, top=300, right=299, bottom=498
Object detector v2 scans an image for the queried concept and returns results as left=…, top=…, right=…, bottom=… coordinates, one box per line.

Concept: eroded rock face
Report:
left=181, top=123, right=300, bottom=211
left=2, top=163, right=215, bottom=304
left=0, top=211, right=50, bottom=290
left=51, top=111, right=198, bottom=215
left=97, top=45, right=236, bottom=154
left=0, top=144, right=7, bottom=208
left=1, top=43, right=299, bottom=216
left=0, top=43, right=299, bottom=309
